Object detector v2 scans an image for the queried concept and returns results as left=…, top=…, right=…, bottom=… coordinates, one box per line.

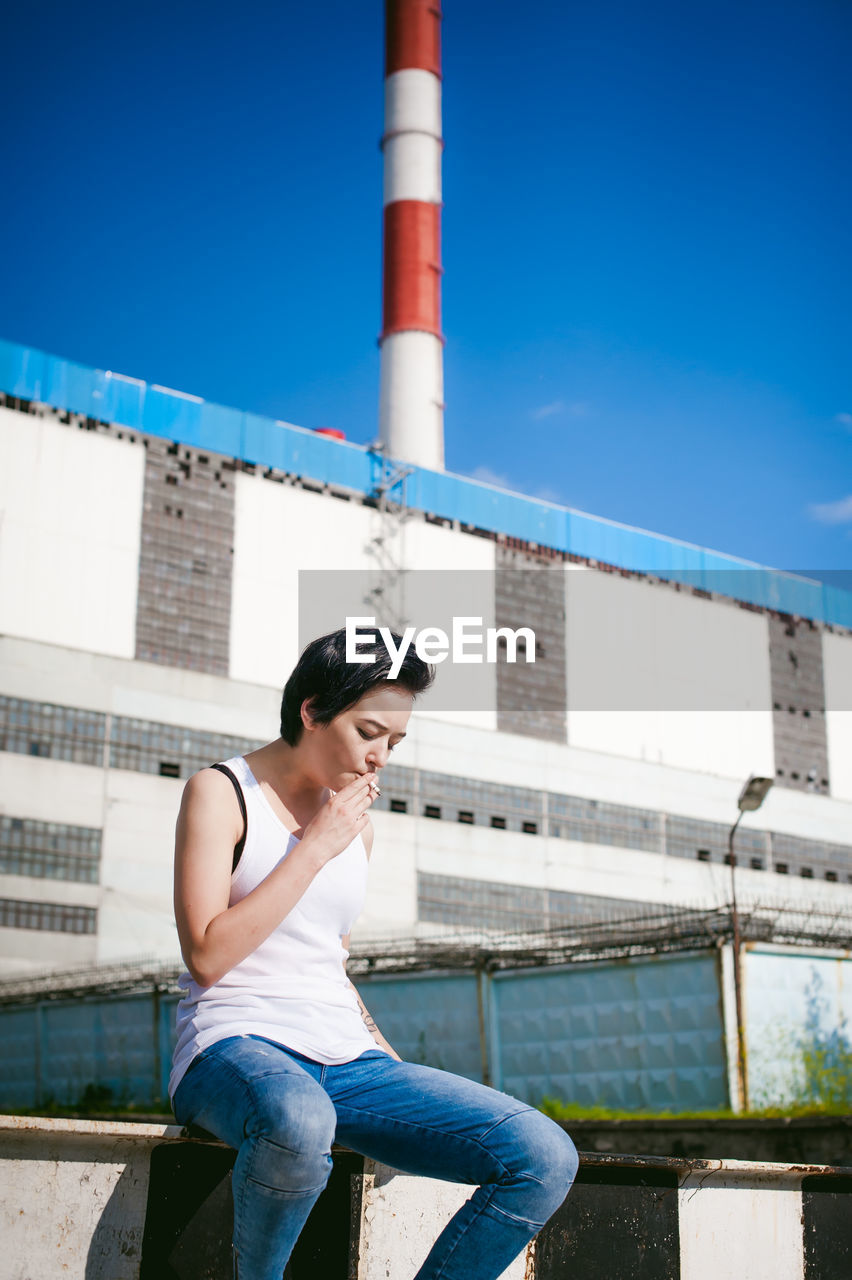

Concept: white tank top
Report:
left=169, top=755, right=389, bottom=1098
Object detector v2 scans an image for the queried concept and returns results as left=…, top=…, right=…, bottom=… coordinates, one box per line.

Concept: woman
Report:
left=170, top=626, right=578, bottom=1280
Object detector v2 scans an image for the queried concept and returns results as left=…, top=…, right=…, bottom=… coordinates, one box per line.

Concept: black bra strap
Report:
left=209, top=762, right=247, bottom=873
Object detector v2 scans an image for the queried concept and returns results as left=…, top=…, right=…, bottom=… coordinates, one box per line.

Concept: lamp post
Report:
left=728, top=774, right=773, bottom=1111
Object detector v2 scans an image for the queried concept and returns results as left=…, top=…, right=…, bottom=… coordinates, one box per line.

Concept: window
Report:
left=522, top=821, right=538, bottom=835
left=457, top=811, right=474, bottom=825
left=0, top=897, right=96, bottom=934
left=490, top=816, right=506, bottom=830
left=750, top=857, right=764, bottom=871
left=776, top=863, right=788, bottom=874
left=424, top=805, right=441, bottom=820
left=0, top=816, right=101, bottom=883
left=696, top=850, right=711, bottom=862
left=389, top=798, right=408, bottom=814
left=825, top=871, right=838, bottom=882
left=801, top=867, right=813, bottom=878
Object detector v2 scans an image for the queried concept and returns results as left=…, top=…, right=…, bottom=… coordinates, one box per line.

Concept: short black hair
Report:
left=279, top=626, right=434, bottom=745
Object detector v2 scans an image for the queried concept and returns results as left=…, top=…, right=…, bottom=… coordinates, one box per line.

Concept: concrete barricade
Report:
left=2, top=1115, right=850, bottom=1279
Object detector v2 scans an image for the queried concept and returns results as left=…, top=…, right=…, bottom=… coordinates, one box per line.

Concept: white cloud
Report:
left=835, top=412, right=852, bottom=429
left=533, top=485, right=563, bottom=504
left=530, top=400, right=565, bottom=420
left=468, top=464, right=513, bottom=489
left=530, top=399, right=590, bottom=421
left=807, top=495, right=852, bottom=525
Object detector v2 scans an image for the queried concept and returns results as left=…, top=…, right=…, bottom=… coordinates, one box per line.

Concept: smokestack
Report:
left=379, top=0, right=445, bottom=471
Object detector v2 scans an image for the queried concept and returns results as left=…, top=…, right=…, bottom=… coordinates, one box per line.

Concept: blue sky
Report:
left=2, top=0, right=850, bottom=573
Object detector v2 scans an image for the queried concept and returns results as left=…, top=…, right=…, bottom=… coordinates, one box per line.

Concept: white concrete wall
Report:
left=564, top=570, right=775, bottom=780
left=823, top=630, right=852, bottom=803
left=355, top=811, right=419, bottom=938
left=0, top=1116, right=173, bottom=1280
left=0, top=634, right=280, bottom=740
left=677, top=1163, right=804, bottom=1280
left=3, top=634, right=852, bottom=974
left=407, top=812, right=849, bottom=917
left=2, top=1118, right=833, bottom=1280
left=98, top=770, right=183, bottom=964
left=0, top=636, right=281, bottom=973
left=230, top=474, right=497, bottom=729
left=359, top=1160, right=529, bottom=1280
left=0, top=408, right=144, bottom=658
left=230, top=477, right=378, bottom=689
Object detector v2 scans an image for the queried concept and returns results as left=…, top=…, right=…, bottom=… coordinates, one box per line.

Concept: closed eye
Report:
left=358, top=728, right=398, bottom=751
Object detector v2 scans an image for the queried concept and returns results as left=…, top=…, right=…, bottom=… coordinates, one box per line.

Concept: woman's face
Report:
left=303, top=684, right=413, bottom=789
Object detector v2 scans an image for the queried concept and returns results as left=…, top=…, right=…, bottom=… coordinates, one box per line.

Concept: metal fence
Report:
left=1, top=904, right=850, bottom=1115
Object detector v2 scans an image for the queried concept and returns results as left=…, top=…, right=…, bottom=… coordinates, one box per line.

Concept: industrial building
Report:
left=1, top=335, right=851, bottom=983
left=1, top=2, right=850, bottom=1117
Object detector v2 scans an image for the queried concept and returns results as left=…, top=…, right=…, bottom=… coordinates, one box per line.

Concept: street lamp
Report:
left=728, top=774, right=774, bottom=1111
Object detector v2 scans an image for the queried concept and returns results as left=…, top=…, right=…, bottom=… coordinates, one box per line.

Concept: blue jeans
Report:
left=172, top=1034, right=578, bottom=1280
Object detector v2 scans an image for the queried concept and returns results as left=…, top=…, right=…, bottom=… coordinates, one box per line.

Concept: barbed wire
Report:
left=1, top=899, right=850, bottom=1005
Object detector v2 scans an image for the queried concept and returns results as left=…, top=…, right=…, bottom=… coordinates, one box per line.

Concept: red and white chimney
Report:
left=379, top=0, right=445, bottom=471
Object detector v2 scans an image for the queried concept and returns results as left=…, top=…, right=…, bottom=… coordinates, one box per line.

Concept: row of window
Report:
left=0, top=816, right=102, bottom=884
left=417, top=872, right=646, bottom=931
left=0, top=898, right=97, bottom=934
left=2, top=696, right=851, bottom=886
left=377, top=780, right=850, bottom=882
left=0, top=696, right=261, bottom=779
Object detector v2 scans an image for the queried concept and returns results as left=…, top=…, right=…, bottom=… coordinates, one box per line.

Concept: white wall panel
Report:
left=353, top=810, right=419, bottom=939
left=822, top=631, right=852, bottom=802
left=564, top=571, right=774, bottom=780
left=0, top=754, right=106, bottom=828
left=97, top=770, right=183, bottom=963
left=0, top=409, right=144, bottom=657
left=0, top=635, right=278, bottom=742
left=230, top=476, right=497, bottom=728
left=230, top=477, right=382, bottom=689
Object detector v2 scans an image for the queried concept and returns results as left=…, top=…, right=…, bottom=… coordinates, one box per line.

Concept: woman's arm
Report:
left=176, top=769, right=378, bottom=988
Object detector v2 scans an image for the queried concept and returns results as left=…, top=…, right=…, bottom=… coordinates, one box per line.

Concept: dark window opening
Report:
left=457, top=811, right=474, bottom=825
left=750, top=857, right=764, bottom=871
left=696, top=849, right=711, bottom=862
left=159, top=761, right=180, bottom=778
left=522, top=821, right=538, bottom=835
left=825, top=871, right=838, bottom=882
left=800, top=867, right=813, bottom=878
left=490, top=816, right=507, bottom=829
left=390, top=798, right=407, bottom=814
left=424, top=804, right=441, bottom=820
left=776, top=862, right=788, bottom=874
left=724, top=853, right=736, bottom=866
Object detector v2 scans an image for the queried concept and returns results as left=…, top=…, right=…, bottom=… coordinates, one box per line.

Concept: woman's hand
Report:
left=301, top=773, right=380, bottom=866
